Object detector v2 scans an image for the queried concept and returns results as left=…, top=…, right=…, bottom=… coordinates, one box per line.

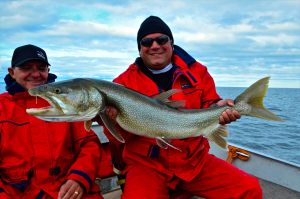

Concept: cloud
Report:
left=247, top=34, right=299, bottom=46
left=0, top=0, right=299, bottom=90
left=39, top=20, right=135, bottom=37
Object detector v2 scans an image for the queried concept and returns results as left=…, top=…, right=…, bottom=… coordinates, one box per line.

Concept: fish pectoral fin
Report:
left=156, top=138, right=168, bottom=149
left=154, top=89, right=185, bottom=108
left=156, top=137, right=182, bottom=152
left=84, top=120, right=93, bottom=131
left=207, top=125, right=228, bottom=149
left=153, top=89, right=182, bottom=101
left=164, top=100, right=186, bottom=109
left=99, top=112, right=125, bottom=143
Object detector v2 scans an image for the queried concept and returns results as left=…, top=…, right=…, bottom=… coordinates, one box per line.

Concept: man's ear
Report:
left=8, top=67, right=15, bottom=78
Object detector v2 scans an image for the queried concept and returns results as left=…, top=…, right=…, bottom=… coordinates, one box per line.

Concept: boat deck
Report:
left=259, top=178, right=300, bottom=199
left=100, top=177, right=300, bottom=199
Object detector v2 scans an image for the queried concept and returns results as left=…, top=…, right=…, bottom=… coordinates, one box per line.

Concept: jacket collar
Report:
left=172, top=45, right=196, bottom=69
left=4, top=73, right=57, bottom=95
left=134, top=45, right=199, bottom=87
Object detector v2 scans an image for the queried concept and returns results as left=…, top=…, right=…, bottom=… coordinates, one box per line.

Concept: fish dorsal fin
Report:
left=207, top=125, right=229, bottom=149
left=154, top=89, right=185, bottom=108
left=156, top=137, right=182, bottom=152
left=99, top=110, right=125, bottom=143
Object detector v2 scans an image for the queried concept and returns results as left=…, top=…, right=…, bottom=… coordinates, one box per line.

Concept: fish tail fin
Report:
left=234, top=77, right=283, bottom=121
left=208, top=125, right=228, bottom=149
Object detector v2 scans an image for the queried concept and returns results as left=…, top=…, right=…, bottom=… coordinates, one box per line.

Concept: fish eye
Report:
left=54, top=88, right=61, bottom=94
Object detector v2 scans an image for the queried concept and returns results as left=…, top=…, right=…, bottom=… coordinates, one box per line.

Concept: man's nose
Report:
left=150, top=41, right=161, bottom=48
left=29, top=66, right=44, bottom=75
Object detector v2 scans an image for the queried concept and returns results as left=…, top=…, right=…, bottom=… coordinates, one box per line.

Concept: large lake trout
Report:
left=26, top=77, right=282, bottom=150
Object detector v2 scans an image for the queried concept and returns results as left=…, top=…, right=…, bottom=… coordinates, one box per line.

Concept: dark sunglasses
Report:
left=140, top=35, right=170, bottom=47
left=17, top=63, right=49, bottom=72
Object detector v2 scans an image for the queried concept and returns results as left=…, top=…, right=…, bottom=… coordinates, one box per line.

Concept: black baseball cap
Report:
left=11, top=44, right=50, bottom=67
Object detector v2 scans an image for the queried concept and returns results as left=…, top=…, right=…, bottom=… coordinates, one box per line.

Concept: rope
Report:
left=226, top=145, right=250, bottom=164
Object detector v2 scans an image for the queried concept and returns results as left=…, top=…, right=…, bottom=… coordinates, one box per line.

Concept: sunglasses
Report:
left=17, top=63, right=49, bottom=72
left=140, top=35, right=170, bottom=47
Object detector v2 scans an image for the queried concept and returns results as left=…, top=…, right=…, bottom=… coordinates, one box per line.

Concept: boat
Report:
left=92, top=125, right=300, bottom=199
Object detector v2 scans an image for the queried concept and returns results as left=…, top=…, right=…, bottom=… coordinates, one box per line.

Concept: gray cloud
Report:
left=1, top=0, right=299, bottom=90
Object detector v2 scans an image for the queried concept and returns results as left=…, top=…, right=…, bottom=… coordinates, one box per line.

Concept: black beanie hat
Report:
left=137, top=16, right=173, bottom=51
left=11, top=44, right=50, bottom=67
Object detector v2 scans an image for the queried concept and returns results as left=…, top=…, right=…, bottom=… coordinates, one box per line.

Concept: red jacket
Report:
left=0, top=91, right=102, bottom=198
left=105, top=45, right=221, bottom=182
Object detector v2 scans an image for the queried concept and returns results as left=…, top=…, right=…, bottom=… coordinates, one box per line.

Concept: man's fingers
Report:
left=106, top=107, right=118, bottom=120
left=226, top=109, right=237, bottom=121
left=69, top=189, right=83, bottom=199
left=219, top=116, right=226, bottom=125
left=227, top=100, right=235, bottom=107
left=75, top=191, right=83, bottom=199
left=220, top=111, right=231, bottom=124
left=59, top=180, right=84, bottom=199
left=62, top=188, right=82, bottom=199
left=219, top=109, right=241, bottom=125
left=58, top=183, right=66, bottom=199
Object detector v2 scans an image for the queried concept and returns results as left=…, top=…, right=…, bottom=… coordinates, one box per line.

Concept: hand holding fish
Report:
left=92, top=106, right=118, bottom=125
left=105, top=106, right=118, bottom=121
left=215, top=99, right=241, bottom=125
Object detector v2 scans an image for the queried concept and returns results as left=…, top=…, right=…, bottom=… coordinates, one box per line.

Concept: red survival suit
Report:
left=0, top=74, right=103, bottom=199
left=104, top=45, right=262, bottom=199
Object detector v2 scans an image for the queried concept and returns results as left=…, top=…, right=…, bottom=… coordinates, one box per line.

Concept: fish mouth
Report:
left=26, top=94, right=79, bottom=121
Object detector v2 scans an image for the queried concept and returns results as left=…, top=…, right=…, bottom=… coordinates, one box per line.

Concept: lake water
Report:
left=1, top=82, right=299, bottom=166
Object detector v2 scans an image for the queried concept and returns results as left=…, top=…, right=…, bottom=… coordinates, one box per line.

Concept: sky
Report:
left=1, top=0, right=300, bottom=89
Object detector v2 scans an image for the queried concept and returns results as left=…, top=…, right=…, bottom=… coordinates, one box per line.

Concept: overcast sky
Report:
left=1, top=0, right=300, bottom=89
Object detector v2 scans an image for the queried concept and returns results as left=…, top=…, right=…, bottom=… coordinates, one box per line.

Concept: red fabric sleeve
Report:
left=67, top=122, right=102, bottom=192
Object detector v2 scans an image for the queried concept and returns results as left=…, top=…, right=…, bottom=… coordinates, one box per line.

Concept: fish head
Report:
left=26, top=78, right=104, bottom=122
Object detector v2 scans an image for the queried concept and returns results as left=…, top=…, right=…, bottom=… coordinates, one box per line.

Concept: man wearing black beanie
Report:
left=98, top=16, right=262, bottom=199
left=137, top=16, right=174, bottom=51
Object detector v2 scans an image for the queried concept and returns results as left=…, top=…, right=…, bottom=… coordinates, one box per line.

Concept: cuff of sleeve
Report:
left=68, top=169, right=93, bottom=192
